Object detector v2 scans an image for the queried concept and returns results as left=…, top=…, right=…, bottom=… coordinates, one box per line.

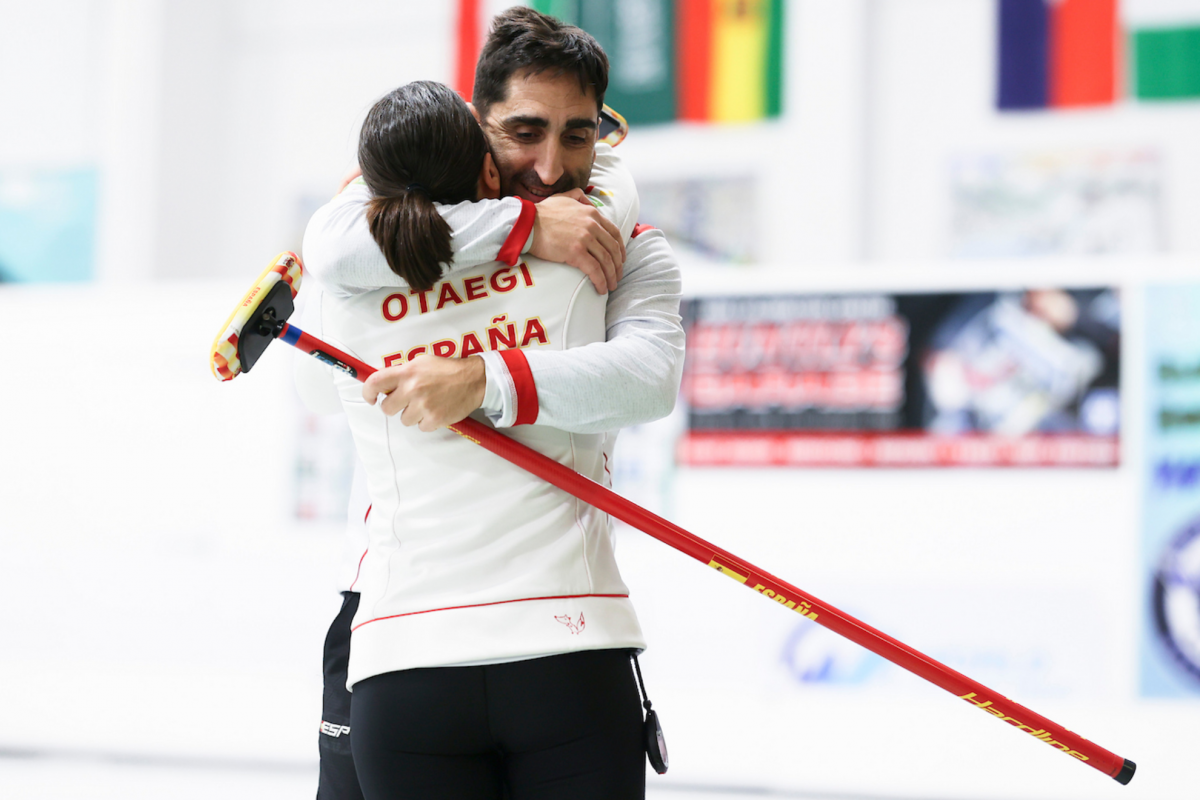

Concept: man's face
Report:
left=480, top=69, right=599, bottom=204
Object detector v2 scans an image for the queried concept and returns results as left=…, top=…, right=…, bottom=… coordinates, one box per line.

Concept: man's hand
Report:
left=362, top=356, right=486, bottom=432
left=528, top=189, right=625, bottom=294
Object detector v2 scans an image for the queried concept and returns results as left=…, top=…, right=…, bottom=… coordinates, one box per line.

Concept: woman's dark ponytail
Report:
left=366, top=191, right=451, bottom=293
left=358, top=81, right=490, bottom=292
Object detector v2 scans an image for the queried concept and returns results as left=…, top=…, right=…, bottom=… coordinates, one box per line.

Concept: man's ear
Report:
left=477, top=152, right=501, bottom=199
left=468, top=102, right=481, bottom=124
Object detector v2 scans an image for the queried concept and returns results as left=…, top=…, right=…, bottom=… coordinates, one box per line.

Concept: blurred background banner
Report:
left=677, top=287, right=1120, bottom=467
left=1141, top=283, right=1200, bottom=696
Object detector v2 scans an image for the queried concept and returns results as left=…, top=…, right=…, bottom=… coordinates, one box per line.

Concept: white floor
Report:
left=0, top=751, right=912, bottom=800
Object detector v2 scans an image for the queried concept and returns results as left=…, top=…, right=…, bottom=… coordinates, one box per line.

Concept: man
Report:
left=301, top=8, right=683, bottom=799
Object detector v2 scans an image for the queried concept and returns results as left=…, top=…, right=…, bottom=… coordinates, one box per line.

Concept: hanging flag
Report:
left=1126, top=0, right=1200, bottom=100
left=1050, top=0, right=1119, bottom=107
left=454, top=0, right=483, bottom=99
left=765, top=0, right=785, bottom=117
left=997, top=0, right=1119, bottom=111
left=579, top=0, right=677, bottom=124
left=710, top=0, right=773, bottom=122
left=998, top=0, right=1050, bottom=110
left=678, top=0, right=784, bottom=123
left=677, top=0, right=713, bottom=120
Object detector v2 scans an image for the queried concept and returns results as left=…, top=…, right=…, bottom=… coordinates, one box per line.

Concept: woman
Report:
left=316, top=80, right=654, bottom=800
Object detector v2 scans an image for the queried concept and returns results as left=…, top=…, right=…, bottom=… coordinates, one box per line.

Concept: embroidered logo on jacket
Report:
left=555, top=612, right=586, bottom=634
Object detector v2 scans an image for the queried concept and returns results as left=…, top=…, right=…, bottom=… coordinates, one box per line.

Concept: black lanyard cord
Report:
left=631, top=653, right=653, bottom=712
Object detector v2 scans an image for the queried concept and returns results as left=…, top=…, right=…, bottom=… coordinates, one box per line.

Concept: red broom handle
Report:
left=279, top=323, right=1135, bottom=784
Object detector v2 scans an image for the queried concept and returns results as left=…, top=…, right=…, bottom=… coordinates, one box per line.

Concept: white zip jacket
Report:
left=321, top=257, right=646, bottom=685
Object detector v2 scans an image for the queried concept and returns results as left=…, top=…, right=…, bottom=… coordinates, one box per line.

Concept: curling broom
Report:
left=211, top=252, right=1136, bottom=785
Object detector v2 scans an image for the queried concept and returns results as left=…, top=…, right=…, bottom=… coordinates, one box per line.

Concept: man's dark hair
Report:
left=472, top=6, right=609, bottom=119
left=358, top=81, right=490, bottom=292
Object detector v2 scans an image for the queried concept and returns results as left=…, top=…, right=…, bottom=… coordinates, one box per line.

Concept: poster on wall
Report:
left=948, top=149, right=1163, bottom=258
left=1141, top=284, right=1200, bottom=696
left=639, top=175, right=759, bottom=263
left=677, top=288, right=1121, bottom=467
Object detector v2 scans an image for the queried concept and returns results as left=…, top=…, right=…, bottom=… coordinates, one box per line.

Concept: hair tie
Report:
left=406, top=182, right=428, bottom=195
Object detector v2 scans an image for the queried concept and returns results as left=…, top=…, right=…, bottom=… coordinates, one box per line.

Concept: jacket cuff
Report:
left=498, top=348, right=539, bottom=426
left=479, top=351, right=515, bottom=428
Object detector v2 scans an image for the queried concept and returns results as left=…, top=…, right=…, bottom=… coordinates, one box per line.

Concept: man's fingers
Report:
left=363, top=369, right=412, bottom=416
left=597, top=213, right=626, bottom=265
left=585, top=221, right=621, bottom=292
left=560, top=187, right=588, bottom=205
left=399, top=402, right=423, bottom=427
left=571, top=249, right=608, bottom=294
left=381, top=391, right=409, bottom=418
left=400, top=402, right=445, bottom=430
left=587, top=239, right=618, bottom=293
left=362, top=371, right=394, bottom=404
left=528, top=193, right=627, bottom=292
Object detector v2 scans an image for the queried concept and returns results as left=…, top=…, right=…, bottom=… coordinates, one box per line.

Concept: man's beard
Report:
left=500, top=166, right=591, bottom=202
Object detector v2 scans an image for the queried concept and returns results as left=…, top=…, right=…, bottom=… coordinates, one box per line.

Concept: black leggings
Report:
left=350, top=649, right=645, bottom=800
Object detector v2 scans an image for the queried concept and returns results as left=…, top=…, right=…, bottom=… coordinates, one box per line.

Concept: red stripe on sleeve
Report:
left=497, top=198, right=536, bottom=266
left=498, top=348, right=539, bottom=426
left=632, top=223, right=657, bottom=238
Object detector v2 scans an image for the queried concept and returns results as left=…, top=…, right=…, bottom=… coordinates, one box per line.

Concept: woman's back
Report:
left=319, top=249, right=645, bottom=683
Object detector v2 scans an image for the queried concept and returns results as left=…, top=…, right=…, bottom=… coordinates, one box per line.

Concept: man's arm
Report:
left=303, top=144, right=635, bottom=297
left=362, top=225, right=683, bottom=434
left=476, top=226, right=683, bottom=433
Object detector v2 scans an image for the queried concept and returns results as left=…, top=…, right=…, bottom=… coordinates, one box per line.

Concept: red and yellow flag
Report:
left=678, top=0, right=784, bottom=123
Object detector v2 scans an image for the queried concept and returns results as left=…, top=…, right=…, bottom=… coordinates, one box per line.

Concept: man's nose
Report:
left=532, top=139, right=565, bottom=187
